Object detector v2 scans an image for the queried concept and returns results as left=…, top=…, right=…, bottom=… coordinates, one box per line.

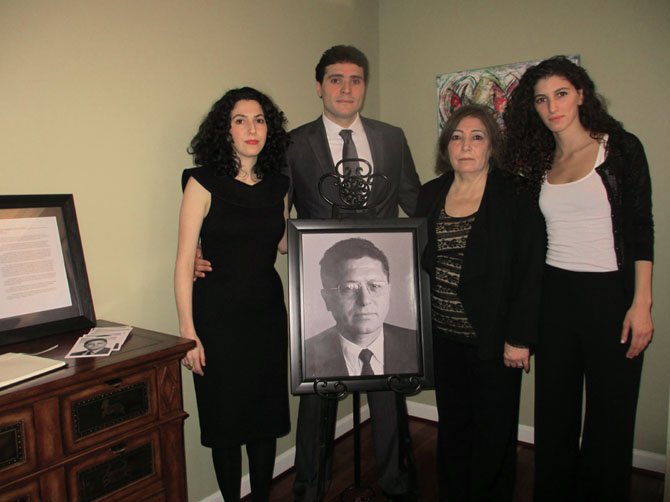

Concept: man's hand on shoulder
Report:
left=193, top=246, right=212, bottom=280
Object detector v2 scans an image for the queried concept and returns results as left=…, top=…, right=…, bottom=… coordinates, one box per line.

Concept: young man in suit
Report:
left=286, top=47, right=419, bottom=220
left=304, top=237, right=419, bottom=380
left=289, top=46, right=421, bottom=502
left=195, top=45, right=421, bottom=500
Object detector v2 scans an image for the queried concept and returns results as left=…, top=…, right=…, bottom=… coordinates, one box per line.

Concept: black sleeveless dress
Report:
left=182, top=167, right=290, bottom=448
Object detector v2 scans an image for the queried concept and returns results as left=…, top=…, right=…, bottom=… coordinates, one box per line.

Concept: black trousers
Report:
left=434, top=336, right=522, bottom=502
left=293, top=391, right=415, bottom=501
left=534, top=265, right=643, bottom=502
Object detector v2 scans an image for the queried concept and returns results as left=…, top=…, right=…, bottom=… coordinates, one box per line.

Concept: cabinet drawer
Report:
left=0, top=407, right=37, bottom=485
left=142, top=495, right=166, bottom=502
left=0, top=478, right=40, bottom=502
left=67, top=429, right=162, bottom=502
left=61, top=369, right=158, bottom=453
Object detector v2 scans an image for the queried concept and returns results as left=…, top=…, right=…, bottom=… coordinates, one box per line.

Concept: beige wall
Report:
left=379, top=0, right=670, bottom=455
left=1, top=1, right=378, bottom=500
left=2, top=0, right=668, bottom=499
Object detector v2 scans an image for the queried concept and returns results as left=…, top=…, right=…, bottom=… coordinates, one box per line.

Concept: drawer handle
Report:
left=105, top=378, right=123, bottom=387
left=110, top=443, right=127, bottom=454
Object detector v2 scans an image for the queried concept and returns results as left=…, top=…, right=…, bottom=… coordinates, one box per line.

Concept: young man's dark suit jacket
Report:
left=286, top=116, right=420, bottom=218
left=304, top=323, right=419, bottom=379
left=286, top=115, right=421, bottom=500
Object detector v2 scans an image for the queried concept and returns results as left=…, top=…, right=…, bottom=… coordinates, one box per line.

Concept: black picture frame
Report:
left=288, top=218, right=433, bottom=395
left=0, top=194, right=96, bottom=346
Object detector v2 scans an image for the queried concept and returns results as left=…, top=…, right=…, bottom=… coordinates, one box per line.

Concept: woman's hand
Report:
left=621, top=302, right=653, bottom=358
left=181, top=333, right=206, bottom=376
left=504, top=343, right=530, bottom=373
left=622, top=260, right=654, bottom=359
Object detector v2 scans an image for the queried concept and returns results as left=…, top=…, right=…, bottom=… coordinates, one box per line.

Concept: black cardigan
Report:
left=416, top=169, right=545, bottom=360
left=594, top=131, right=654, bottom=303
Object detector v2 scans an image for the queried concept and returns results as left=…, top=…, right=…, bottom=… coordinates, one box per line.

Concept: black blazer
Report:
left=304, top=323, right=419, bottom=379
left=415, top=169, right=545, bottom=360
left=285, top=116, right=421, bottom=218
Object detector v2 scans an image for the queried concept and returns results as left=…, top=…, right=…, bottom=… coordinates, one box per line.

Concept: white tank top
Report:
left=539, top=138, right=618, bottom=272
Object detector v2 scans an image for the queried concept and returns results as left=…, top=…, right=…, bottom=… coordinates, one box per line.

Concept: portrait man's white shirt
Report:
left=339, top=329, right=385, bottom=376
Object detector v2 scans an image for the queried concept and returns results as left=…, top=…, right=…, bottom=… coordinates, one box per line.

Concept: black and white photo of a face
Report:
left=83, top=338, right=107, bottom=351
left=321, top=254, right=391, bottom=342
left=288, top=219, right=434, bottom=393
left=301, top=232, right=416, bottom=339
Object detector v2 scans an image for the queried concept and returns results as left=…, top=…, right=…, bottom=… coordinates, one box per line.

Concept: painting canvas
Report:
left=436, top=55, right=580, bottom=132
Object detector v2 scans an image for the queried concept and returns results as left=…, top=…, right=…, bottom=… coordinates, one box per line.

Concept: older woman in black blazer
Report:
left=416, top=105, right=544, bottom=501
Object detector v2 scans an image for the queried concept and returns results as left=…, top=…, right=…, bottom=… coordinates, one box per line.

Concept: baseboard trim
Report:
left=404, top=401, right=666, bottom=473
left=200, top=401, right=664, bottom=501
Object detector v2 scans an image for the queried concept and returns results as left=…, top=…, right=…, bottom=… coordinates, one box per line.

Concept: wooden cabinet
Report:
left=0, top=322, right=194, bottom=502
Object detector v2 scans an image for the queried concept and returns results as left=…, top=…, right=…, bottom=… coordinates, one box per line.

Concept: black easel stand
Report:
left=311, top=159, right=403, bottom=501
left=338, top=379, right=422, bottom=502
left=339, top=391, right=375, bottom=502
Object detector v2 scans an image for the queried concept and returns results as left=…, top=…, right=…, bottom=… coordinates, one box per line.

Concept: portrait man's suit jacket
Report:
left=285, top=116, right=421, bottom=219
left=304, top=323, right=419, bottom=379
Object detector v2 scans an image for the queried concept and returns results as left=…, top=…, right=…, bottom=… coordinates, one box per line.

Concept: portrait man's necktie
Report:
left=339, top=129, right=359, bottom=175
left=359, top=348, right=374, bottom=376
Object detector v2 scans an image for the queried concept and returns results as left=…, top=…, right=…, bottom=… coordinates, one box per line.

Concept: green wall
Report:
left=2, top=1, right=668, bottom=499
left=379, top=0, right=670, bottom=456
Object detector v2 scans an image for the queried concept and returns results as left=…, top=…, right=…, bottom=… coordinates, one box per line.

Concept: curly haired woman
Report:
left=504, top=56, right=654, bottom=502
left=175, top=87, right=290, bottom=501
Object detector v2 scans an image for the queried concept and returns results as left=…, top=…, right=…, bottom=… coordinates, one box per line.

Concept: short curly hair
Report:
left=435, top=104, right=502, bottom=175
left=503, top=56, right=623, bottom=194
left=187, top=87, right=289, bottom=178
left=315, top=45, right=370, bottom=84
left=319, top=238, right=390, bottom=288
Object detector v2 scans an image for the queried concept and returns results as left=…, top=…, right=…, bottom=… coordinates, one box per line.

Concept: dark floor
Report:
left=252, top=418, right=664, bottom=501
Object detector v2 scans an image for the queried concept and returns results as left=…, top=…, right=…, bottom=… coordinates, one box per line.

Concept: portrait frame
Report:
left=288, top=218, right=433, bottom=395
left=0, top=194, right=96, bottom=346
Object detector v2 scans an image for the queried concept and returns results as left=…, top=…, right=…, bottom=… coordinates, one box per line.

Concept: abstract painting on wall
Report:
left=436, top=55, right=580, bottom=132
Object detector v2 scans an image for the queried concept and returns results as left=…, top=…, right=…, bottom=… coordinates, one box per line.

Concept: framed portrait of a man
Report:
left=288, top=218, right=433, bottom=394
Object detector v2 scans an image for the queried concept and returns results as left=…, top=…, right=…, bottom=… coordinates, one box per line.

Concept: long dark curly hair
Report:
left=503, top=56, right=623, bottom=194
left=187, top=87, right=289, bottom=178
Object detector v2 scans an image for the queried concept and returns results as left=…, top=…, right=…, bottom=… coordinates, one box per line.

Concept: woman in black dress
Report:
left=503, top=56, right=654, bottom=501
left=175, top=87, right=290, bottom=501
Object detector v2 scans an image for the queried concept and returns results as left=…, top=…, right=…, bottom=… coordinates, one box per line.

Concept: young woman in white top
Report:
left=503, top=56, right=654, bottom=502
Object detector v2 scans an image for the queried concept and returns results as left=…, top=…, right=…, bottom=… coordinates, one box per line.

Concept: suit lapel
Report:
left=318, top=327, right=348, bottom=377
left=307, top=119, right=335, bottom=175
left=361, top=118, right=383, bottom=171
left=361, top=118, right=384, bottom=203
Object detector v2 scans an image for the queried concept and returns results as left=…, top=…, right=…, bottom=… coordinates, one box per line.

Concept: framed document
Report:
left=288, top=218, right=433, bottom=395
left=0, top=194, right=95, bottom=346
